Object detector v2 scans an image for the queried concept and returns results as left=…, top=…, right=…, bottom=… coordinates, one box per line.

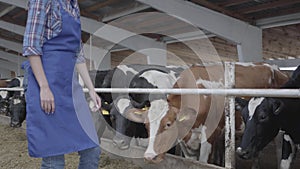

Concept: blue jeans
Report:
left=41, top=146, right=101, bottom=169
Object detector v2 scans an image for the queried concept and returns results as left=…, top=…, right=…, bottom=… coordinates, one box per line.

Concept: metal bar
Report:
left=224, top=62, right=235, bottom=169
left=1, top=88, right=300, bottom=98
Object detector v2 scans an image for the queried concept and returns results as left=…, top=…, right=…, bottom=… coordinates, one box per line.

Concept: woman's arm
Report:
left=23, top=0, right=55, bottom=114
left=76, top=62, right=101, bottom=111
left=28, top=56, right=55, bottom=114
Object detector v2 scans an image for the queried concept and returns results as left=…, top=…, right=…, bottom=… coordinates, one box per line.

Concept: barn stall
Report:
left=1, top=0, right=300, bottom=168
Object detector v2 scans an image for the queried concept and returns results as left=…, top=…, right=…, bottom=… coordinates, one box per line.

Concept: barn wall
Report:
left=110, top=24, right=300, bottom=67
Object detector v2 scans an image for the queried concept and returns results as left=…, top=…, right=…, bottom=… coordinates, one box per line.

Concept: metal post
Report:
left=224, top=62, right=235, bottom=169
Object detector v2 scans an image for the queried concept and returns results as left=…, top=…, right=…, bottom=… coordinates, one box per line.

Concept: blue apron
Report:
left=25, top=0, right=99, bottom=158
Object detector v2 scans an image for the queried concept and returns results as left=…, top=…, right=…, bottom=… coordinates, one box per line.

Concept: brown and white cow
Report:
left=125, top=62, right=289, bottom=165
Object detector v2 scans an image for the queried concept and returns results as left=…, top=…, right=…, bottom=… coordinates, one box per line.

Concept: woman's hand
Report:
left=89, top=90, right=101, bottom=112
left=40, top=86, right=55, bottom=114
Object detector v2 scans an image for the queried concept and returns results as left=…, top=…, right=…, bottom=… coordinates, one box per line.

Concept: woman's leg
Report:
left=41, top=154, right=65, bottom=169
left=78, top=146, right=101, bottom=169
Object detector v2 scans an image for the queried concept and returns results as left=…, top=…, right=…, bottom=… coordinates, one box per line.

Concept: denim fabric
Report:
left=78, top=146, right=101, bottom=169
left=40, top=146, right=101, bottom=169
left=41, top=155, right=65, bottom=169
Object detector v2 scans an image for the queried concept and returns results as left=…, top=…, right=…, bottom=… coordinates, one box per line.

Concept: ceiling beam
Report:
left=0, top=50, right=27, bottom=64
left=216, top=0, right=253, bottom=7
left=0, top=5, right=16, bottom=17
left=253, top=6, right=300, bottom=20
left=238, top=0, right=300, bottom=14
left=0, top=59, right=20, bottom=72
left=83, top=0, right=119, bottom=12
left=0, top=0, right=27, bottom=9
left=0, top=38, right=22, bottom=53
left=102, top=3, right=150, bottom=22
left=190, top=0, right=253, bottom=23
left=256, top=12, right=300, bottom=29
left=137, top=0, right=262, bottom=62
left=0, top=20, right=25, bottom=35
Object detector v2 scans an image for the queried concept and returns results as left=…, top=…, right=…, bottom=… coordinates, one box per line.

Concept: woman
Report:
left=22, top=0, right=101, bottom=168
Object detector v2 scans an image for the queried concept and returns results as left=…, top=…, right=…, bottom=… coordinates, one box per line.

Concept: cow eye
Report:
left=259, top=114, right=267, bottom=122
left=165, top=121, right=172, bottom=129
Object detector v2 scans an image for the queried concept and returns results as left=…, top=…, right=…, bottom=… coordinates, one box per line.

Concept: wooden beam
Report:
left=12, top=10, right=26, bottom=19
left=102, top=3, right=150, bottom=22
left=190, top=0, right=253, bottom=23
left=216, top=0, right=253, bottom=7
left=239, top=0, right=300, bottom=14
left=253, top=6, right=300, bottom=20
left=83, top=0, right=119, bottom=12
left=256, top=12, right=300, bottom=28
left=0, top=5, right=16, bottom=17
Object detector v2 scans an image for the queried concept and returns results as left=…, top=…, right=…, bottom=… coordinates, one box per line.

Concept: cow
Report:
left=125, top=62, right=289, bottom=166
left=0, top=80, right=8, bottom=88
left=236, top=65, right=300, bottom=169
left=8, top=94, right=26, bottom=128
left=111, top=68, right=182, bottom=149
left=87, top=65, right=184, bottom=142
left=0, top=93, right=10, bottom=116
left=101, top=64, right=184, bottom=104
left=0, top=77, right=24, bottom=117
left=108, top=95, right=149, bottom=149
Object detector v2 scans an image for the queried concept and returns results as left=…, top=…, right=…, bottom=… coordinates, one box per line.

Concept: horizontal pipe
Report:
left=1, top=88, right=300, bottom=98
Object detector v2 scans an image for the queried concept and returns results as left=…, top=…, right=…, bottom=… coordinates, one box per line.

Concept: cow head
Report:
left=235, top=97, right=283, bottom=159
left=127, top=99, right=197, bottom=163
left=9, top=94, right=26, bottom=128
left=0, top=95, right=10, bottom=116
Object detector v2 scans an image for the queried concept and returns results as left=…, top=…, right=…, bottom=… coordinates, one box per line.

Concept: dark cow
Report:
left=0, top=94, right=10, bottom=115
left=87, top=70, right=114, bottom=138
left=108, top=95, right=149, bottom=149
left=126, top=63, right=289, bottom=165
left=0, top=77, right=24, bottom=117
left=9, top=94, right=26, bottom=128
left=236, top=65, right=300, bottom=169
left=89, top=69, right=112, bottom=116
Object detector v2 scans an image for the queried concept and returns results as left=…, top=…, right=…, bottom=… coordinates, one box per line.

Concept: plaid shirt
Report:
left=23, top=0, right=85, bottom=63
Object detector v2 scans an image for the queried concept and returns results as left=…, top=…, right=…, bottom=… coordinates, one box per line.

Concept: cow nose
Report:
left=236, top=147, right=243, bottom=155
left=236, top=147, right=249, bottom=159
left=144, top=153, right=157, bottom=161
left=10, top=121, right=21, bottom=128
left=112, top=137, right=129, bottom=150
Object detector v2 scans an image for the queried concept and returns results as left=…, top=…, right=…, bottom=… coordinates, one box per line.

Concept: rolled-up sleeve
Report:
left=76, top=41, right=86, bottom=63
left=23, top=0, right=49, bottom=57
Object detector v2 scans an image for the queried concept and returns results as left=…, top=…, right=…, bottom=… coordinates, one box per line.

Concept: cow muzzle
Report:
left=144, top=153, right=163, bottom=163
left=236, top=147, right=253, bottom=160
left=112, top=136, right=130, bottom=150
left=10, top=121, right=21, bottom=128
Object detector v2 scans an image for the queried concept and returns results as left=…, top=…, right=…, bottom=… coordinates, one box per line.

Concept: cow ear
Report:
left=125, top=108, right=148, bottom=123
left=270, top=99, right=284, bottom=115
left=235, top=97, right=248, bottom=111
